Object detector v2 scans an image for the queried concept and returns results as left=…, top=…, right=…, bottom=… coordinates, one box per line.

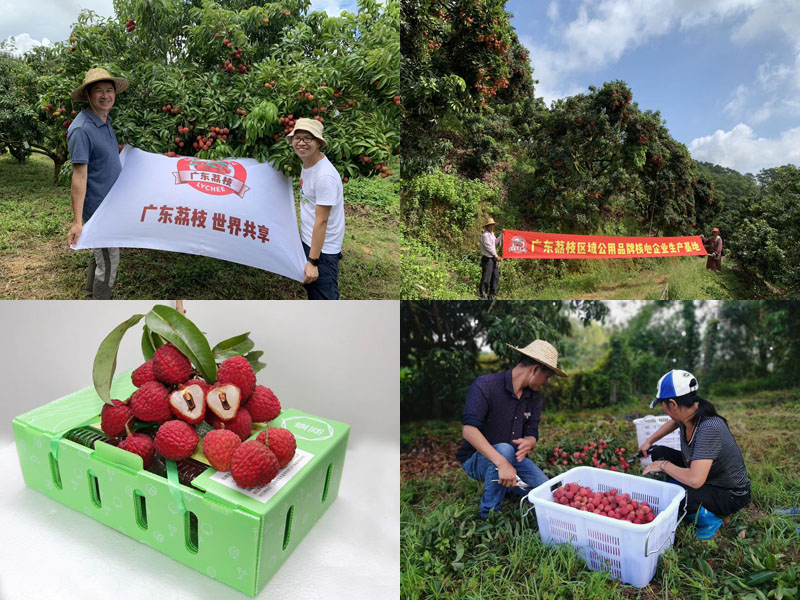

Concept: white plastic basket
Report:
left=523, top=466, right=686, bottom=588
left=633, top=415, right=682, bottom=466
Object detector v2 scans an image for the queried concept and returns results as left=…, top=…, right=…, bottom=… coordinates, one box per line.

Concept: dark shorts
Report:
left=302, top=242, right=342, bottom=300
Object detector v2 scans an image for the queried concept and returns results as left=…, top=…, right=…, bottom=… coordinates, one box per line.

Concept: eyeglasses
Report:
left=292, top=136, right=316, bottom=145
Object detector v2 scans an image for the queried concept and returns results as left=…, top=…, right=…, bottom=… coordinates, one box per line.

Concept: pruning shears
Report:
left=627, top=450, right=645, bottom=463
left=492, top=475, right=532, bottom=490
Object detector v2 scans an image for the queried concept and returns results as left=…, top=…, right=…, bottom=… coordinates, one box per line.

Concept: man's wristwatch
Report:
left=307, top=256, right=320, bottom=266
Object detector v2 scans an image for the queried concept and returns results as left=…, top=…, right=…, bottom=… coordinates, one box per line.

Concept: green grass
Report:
left=402, top=389, right=800, bottom=599
left=0, top=152, right=401, bottom=299
left=499, top=256, right=765, bottom=300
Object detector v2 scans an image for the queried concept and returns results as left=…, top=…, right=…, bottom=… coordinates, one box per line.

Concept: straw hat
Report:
left=71, top=68, right=129, bottom=102
left=286, top=117, right=327, bottom=148
left=507, top=339, right=568, bottom=377
left=484, top=218, right=497, bottom=228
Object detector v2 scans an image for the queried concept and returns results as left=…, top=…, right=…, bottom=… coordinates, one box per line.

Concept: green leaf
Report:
left=211, top=332, right=255, bottom=360
left=746, top=571, right=778, bottom=587
left=141, top=325, right=156, bottom=360
left=143, top=324, right=167, bottom=360
left=93, top=314, right=145, bottom=405
left=145, top=305, right=217, bottom=382
left=245, top=350, right=266, bottom=374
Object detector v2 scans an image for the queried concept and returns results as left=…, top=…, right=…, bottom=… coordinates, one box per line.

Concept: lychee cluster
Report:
left=552, top=483, right=656, bottom=524
left=203, top=425, right=296, bottom=488
left=106, top=347, right=284, bottom=483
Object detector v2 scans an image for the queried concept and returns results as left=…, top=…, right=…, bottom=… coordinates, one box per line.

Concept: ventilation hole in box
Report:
left=88, top=471, right=101, bottom=508
left=588, top=553, right=622, bottom=579
left=282, top=505, right=294, bottom=551
left=631, top=491, right=660, bottom=510
left=322, top=463, right=333, bottom=503
left=548, top=516, right=577, bottom=542
left=588, top=529, right=621, bottom=556
left=49, top=453, right=62, bottom=490
left=185, top=511, right=198, bottom=554
left=134, top=491, right=148, bottom=530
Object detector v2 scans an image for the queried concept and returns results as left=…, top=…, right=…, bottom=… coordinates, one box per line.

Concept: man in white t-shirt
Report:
left=286, top=118, right=345, bottom=299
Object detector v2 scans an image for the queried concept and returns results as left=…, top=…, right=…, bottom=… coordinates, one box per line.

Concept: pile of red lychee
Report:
left=101, top=344, right=294, bottom=488
left=552, top=483, right=656, bottom=524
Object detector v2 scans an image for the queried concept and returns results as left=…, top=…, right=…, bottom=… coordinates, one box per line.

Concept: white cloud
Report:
left=724, top=84, right=748, bottom=118
left=731, top=0, right=800, bottom=45
left=756, top=60, right=793, bottom=90
left=2, top=33, right=51, bottom=56
left=688, top=123, right=800, bottom=173
left=520, top=0, right=761, bottom=106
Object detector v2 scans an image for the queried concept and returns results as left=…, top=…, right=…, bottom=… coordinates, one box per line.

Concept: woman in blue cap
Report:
left=638, top=369, right=750, bottom=540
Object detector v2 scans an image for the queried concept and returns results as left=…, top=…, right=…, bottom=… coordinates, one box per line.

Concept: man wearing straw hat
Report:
left=701, top=227, right=723, bottom=272
left=286, top=118, right=345, bottom=300
left=456, top=339, right=568, bottom=519
left=66, top=67, right=129, bottom=299
left=479, top=217, right=503, bottom=299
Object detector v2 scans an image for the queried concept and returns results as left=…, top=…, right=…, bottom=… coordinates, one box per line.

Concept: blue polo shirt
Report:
left=455, top=370, right=543, bottom=463
left=67, top=108, right=121, bottom=221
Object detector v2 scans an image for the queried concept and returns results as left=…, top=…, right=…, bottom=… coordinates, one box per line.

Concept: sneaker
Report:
left=690, top=507, right=723, bottom=540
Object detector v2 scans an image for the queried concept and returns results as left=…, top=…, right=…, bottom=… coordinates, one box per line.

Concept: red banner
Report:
left=502, top=230, right=708, bottom=259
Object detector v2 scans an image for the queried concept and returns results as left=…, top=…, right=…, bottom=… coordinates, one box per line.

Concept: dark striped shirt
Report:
left=679, top=416, right=750, bottom=495
left=455, top=370, right=542, bottom=463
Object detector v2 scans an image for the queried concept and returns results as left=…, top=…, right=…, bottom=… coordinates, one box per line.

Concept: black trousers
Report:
left=480, top=256, right=499, bottom=298
left=302, top=242, right=341, bottom=300
left=650, top=445, right=750, bottom=517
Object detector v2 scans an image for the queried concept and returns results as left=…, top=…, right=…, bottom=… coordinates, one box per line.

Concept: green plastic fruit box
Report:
left=12, top=372, right=349, bottom=597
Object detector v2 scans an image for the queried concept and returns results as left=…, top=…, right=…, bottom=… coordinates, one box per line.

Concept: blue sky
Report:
left=508, top=0, right=800, bottom=174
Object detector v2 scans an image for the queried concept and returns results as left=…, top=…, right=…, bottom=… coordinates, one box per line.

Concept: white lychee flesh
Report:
left=169, top=384, right=206, bottom=424
left=206, top=383, right=241, bottom=421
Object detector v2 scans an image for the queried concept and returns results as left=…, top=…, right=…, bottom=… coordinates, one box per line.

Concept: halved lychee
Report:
left=206, top=383, right=241, bottom=422
left=169, top=383, right=206, bottom=424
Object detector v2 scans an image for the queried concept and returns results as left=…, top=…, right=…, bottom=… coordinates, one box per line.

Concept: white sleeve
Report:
left=313, top=174, right=339, bottom=207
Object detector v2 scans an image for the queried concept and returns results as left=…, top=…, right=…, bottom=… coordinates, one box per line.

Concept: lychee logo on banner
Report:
left=173, top=158, right=250, bottom=198
left=509, top=235, right=527, bottom=253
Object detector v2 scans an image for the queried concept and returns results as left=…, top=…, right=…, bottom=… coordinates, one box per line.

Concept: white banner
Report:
left=75, top=146, right=306, bottom=282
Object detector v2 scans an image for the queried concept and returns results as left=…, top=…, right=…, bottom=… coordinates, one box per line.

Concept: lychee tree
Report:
left=0, top=47, right=75, bottom=179
left=522, top=80, right=713, bottom=236
left=401, top=0, right=539, bottom=176
left=14, top=0, right=399, bottom=182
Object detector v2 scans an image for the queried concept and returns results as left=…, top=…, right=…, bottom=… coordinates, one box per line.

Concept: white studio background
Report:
left=0, top=300, right=400, bottom=600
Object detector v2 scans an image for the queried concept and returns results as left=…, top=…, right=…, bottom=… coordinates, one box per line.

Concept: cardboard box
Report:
left=12, top=373, right=349, bottom=596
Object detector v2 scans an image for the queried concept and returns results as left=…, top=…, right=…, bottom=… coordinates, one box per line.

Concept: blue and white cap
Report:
left=650, top=370, right=698, bottom=408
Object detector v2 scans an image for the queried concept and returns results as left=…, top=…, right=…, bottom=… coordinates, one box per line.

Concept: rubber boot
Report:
left=689, top=507, right=723, bottom=540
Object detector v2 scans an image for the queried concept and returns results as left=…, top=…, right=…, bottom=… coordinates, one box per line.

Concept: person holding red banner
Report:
left=66, top=68, right=129, bottom=299
left=480, top=218, right=503, bottom=299
left=287, top=118, right=345, bottom=300
left=702, top=228, right=723, bottom=272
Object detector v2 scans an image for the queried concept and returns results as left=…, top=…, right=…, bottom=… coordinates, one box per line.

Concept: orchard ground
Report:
left=401, top=388, right=800, bottom=599
left=0, top=152, right=401, bottom=299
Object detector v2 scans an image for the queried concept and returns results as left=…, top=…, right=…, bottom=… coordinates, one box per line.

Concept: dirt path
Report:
left=577, top=273, right=669, bottom=300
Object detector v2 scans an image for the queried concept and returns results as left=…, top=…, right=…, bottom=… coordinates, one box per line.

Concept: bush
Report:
left=400, top=235, right=480, bottom=299
left=402, top=170, right=499, bottom=247
left=344, top=176, right=399, bottom=214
